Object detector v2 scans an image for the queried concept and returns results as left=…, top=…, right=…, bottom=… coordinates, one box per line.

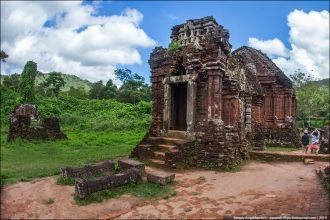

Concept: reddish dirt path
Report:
left=1, top=161, right=329, bottom=219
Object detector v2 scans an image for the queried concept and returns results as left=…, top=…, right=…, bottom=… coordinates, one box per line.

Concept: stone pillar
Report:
left=207, top=70, right=222, bottom=121
left=245, top=97, right=252, bottom=132
left=187, top=80, right=197, bottom=133
left=287, top=94, right=292, bottom=116
left=162, top=82, right=171, bottom=134
left=273, top=93, right=278, bottom=125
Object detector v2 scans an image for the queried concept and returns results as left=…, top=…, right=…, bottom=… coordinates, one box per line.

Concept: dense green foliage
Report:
left=0, top=78, right=151, bottom=185
left=1, top=72, right=92, bottom=92
left=290, top=71, right=330, bottom=128
left=2, top=73, right=20, bottom=93
left=115, top=68, right=151, bottom=104
left=89, top=79, right=118, bottom=100
left=39, top=72, right=66, bottom=97
left=19, top=61, right=38, bottom=103
left=1, top=85, right=152, bottom=130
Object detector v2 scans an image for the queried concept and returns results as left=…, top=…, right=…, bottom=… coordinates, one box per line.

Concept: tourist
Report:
left=307, top=128, right=320, bottom=154
left=301, top=130, right=310, bottom=154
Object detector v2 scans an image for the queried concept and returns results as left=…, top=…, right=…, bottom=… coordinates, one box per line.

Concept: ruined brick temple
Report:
left=8, top=104, right=67, bottom=142
left=132, top=17, right=299, bottom=169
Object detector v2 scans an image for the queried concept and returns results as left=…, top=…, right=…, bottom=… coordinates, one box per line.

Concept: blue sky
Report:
left=101, top=1, right=329, bottom=82
left=1, top=1, right=329, bottom=83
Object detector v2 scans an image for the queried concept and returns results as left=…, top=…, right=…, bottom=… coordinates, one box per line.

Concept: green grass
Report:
left=1, top=129, right=146, bottom=185
left=74, top=181, right=175, bottom=206
left=56, top=177, right=76, bottom=186
left=46, top=198, right=55, bottom=205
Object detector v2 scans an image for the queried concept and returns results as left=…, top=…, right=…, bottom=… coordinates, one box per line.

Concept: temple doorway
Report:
left=170, top=82, right=187, bottom=131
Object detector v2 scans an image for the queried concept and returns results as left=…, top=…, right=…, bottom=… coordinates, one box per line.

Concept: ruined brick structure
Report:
left=8, top=104, right=67, bottom=141
left=131, top=16, right=299, bottom=169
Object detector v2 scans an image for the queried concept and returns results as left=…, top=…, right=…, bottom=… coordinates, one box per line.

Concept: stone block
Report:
left=119, top=159, right=145, bottom=175
left=146, top=170, right=175, bottom=185
left=75, top=167, right=142, bottom=198
left=304, top=159, right=314, bottom=164
left=61, top=160, right=115, bottom=178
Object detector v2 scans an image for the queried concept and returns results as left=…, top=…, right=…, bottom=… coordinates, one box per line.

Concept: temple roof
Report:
left=232, top=46, right=293, bottom=88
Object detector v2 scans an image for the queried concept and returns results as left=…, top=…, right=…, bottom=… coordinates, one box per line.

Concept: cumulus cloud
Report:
left=248, top=10, right=329, bottom=79
left=0, top=1, right=156, bottom=82
left=248, top=38, right=289, bottom=58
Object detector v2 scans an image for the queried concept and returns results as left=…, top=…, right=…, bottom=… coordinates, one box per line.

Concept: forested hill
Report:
left=38, top=72, right=92, bottom=91
left=313, top=78, right=329, bottom=87
left=1, top=72, right=92, bottom=92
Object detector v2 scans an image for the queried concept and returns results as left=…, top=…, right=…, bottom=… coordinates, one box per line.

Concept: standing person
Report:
left=307, top=128, right=320, bottom=154
left=301, top=130, right=310, bottom=154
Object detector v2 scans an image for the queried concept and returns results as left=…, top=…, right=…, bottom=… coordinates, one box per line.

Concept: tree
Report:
left=20, top=61, right=37, bottom=103
left=41, top=72, right=66, bottom=97
left=2, top=73, right=20, bottom=92
left=68, top=86, right=88, bottom=99
left=103, top=79, right=117, bottom=99
left=89, top=80, right=105, bottom=99
left=0, top=50, right=8, bottom=62
left=115, top=68, right=151, bottom=104
left=290, top=70, right=329, bottom=128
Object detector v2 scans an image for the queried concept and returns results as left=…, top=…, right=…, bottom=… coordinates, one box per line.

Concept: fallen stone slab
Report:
left=304, top=158, right=314, bottom=164
left=119, top=159, right=145, bottom=175
left=60, top=160, right=115, bottom=178
left=146, top=170, right=175, bottom=185
left=75, top=167, right=142, bottom=198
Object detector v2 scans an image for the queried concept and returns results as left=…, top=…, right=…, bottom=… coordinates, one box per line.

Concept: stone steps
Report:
left=146, top=169, right=175, bottom=185
left=148, top=159, right=166, bottom=168
left=135, top=134, right=188, bottom=169
left=148, top=136, right=187, bottom=145
left=153, top=151, right=165, bottom=160
left=157, top=144, right=176, bottom=152
left=167, top=130, right=187, bottom=139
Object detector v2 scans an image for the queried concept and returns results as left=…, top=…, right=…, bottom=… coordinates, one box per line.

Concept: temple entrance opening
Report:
left=170, top=82, right=187, bottom=131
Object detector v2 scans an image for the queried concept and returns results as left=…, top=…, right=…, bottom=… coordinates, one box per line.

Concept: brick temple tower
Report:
left=131, top=16, right=299, bottom=169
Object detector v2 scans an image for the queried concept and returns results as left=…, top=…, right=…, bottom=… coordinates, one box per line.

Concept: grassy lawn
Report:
left=1, top=128, right=146, bottom=185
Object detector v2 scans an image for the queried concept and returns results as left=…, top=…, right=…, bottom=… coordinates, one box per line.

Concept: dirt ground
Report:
left=1, top=161, right=329, bottom=219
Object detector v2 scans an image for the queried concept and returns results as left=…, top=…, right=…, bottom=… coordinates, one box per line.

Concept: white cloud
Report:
left=169, top=15, right=179, bottom=20
left=0, top=1, right=156, bottom=82
left=248, top=38, right=289, bottom=58
left=248, top=10, right=329, bottom=79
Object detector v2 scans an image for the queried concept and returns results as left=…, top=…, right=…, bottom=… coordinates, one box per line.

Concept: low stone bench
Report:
left=119, top=159, right=145, bottom=175
left=146, top=170, right=175, bottom=185
left=75, top=167, right=142, bottom=198
left=60, top=160, right=115, bottom=178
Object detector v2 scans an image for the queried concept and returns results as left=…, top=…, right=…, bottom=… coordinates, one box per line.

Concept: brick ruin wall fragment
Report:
left=8, top=104, right=67, bottom=142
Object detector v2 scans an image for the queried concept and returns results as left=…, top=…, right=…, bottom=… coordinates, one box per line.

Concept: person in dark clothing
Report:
left=301, top=130, right=310, bottom=154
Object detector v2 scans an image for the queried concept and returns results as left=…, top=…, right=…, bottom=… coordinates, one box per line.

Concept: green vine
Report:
left=19, top=61, right=37, bottom=103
